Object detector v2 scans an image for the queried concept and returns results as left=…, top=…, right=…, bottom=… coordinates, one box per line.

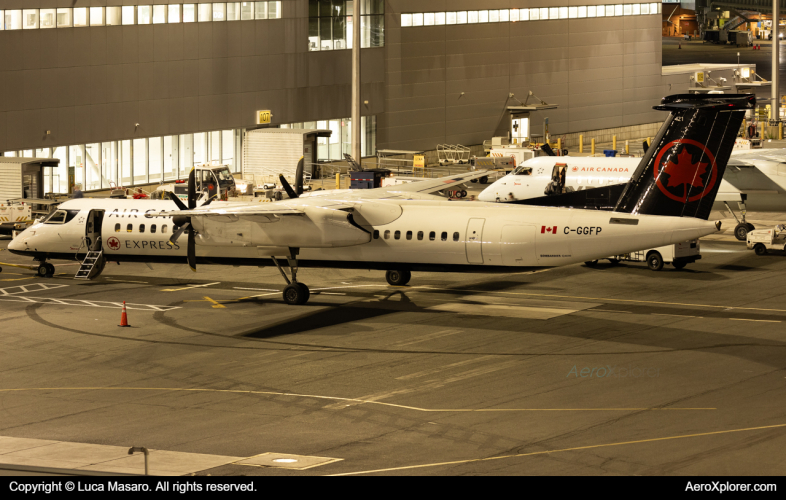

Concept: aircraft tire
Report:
left=460, top=190, right=467, bottom=198
left=283, top=283, right=310, bottom=305
left=646, top=252, right=664, bottom=271
left=754, top=243, right=767, bottom=256
left=584, top=260, right=599, bottom=267
left=386, top=269, right=411, bottom=286
left=46, top=263, right=55, bottom=276
left=470, top=178, right=478, bottom=183
left=480, top=176, right=488, bottom=184
left=37, top=264, right=48, bottom=277
left=734, top=223, right=749, bottom=241
left=746, top=223, right=755, bottom=232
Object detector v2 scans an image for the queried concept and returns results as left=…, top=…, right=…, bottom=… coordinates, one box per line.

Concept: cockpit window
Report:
left=511, top=166, right=532, bottom=176
left=43, top=209, right=80, bottom=224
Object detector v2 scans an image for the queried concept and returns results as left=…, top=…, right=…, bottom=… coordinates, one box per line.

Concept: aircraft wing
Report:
left=376, top=170, right=491, bottom=195
left=149, top=199, right=358, bottom=219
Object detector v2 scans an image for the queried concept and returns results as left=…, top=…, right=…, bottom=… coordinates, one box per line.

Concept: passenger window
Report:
left=406, top=231, right=412, bottom=240
left=162, top=225, right=168, bottom=234
left=394, top=230, right=401, bottom=240
left=384, top=230, right=390, bottom=239
left=441, top=231, right=447, bottom=241
left=139, top=224, right=145, bottom=233
left=417, top=231, right=424, bottom=241
left=114, top=223, right=120, bottom=232
left=429, top=231, right=435, bottom=241
left=373, top=230, right=379, bottom=239
left=453, top=232, right=459, bottom=241
left=126, top=224, right=133, bottom=232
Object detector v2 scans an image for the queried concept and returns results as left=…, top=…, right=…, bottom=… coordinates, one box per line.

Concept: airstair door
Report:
left=466, top=218, right=485, bottom=264
left=85, top=209, right=104, bottom=251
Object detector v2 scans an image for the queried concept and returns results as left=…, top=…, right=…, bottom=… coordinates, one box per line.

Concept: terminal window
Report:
left=308, top=0, right=384, bottom=51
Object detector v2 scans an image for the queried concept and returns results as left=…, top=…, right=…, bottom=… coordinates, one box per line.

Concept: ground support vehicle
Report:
left=585, top=240, right=701, bottom=271
left=747, top=225, right=786, bottom=255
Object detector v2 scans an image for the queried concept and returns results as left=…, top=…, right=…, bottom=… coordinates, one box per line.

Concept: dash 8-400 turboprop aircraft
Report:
left=9, top=94, right=752, bottom=305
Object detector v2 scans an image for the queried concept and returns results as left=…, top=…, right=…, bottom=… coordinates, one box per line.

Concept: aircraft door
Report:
left=544, top=163, right=567, bottom=196
left=86, top=209, right=105, bottom=251
left=466, top=218, right=485, bottom=264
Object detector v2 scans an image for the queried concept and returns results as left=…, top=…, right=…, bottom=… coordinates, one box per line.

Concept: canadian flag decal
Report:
left=541, top=225, right=557, bottom=234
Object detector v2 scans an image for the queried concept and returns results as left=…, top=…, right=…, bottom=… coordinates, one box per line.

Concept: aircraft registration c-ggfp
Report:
left=9, top=94, right=753, bottom=305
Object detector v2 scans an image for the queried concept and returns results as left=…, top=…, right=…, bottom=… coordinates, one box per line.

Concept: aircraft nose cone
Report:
left=8, top=230, right=31, bottom=252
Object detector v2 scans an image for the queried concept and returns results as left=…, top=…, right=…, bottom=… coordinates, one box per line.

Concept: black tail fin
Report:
left=614, top=94, right=754, bottom=220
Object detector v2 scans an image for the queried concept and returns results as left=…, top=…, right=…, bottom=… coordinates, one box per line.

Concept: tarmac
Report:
left=0, top=215, right=785, bottom=475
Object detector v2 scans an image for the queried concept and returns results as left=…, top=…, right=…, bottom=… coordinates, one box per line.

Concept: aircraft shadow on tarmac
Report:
left=583, top=262, right=728, bottom=281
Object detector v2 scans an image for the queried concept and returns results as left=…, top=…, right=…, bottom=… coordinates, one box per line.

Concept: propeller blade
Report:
left=166, top=191, right=188, bottom=211
left=168, top=222, right=189, bottom=246
left=642, top=140, right=650, bottom=153
left=295, top=157, right=304, bottom=195
left=279, top=174, right=298, bottom=199
left=541, top=143, right=557, bottom=156
left=200, top=194, right=217, bottom=207
left=187, top=169, right=197, bottom=210
left=187, top=229, right=197, bottom=272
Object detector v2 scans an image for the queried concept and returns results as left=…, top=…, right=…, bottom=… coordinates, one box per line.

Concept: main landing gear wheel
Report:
left=386, top=270, right=411, bottom=286
left=283, top=282, right=310, bottom=305
left=754, top=243, right=767, bottom=256
left=734, top=223, right=751, bottom=241
left=647, top=252, right=664, bottom=271
left=272, top=248, right=311, bottom=305
left=584, top=260, right=599, bottom=267
left=479, top=176, right=489, bottom=184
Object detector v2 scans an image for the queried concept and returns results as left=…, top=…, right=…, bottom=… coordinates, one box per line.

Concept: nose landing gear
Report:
left=36, top=262, right=55, bottom=277
left=272, top=248, right=310, bottom=305
left=385, top=269, right=412, bottom=286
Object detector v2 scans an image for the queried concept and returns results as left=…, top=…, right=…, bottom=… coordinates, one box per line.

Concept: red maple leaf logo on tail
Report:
left=661, top=148, right=709, bottom=198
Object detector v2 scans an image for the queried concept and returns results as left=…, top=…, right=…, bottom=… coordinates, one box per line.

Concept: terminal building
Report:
left=0, top=1, right=665, bottom=194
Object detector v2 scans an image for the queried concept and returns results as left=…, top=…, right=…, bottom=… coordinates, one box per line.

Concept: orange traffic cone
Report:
left=119, top=301, right=130, bottom=327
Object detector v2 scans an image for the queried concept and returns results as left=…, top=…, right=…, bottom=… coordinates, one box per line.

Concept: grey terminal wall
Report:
left=382, top=0, right=664, bottom=151
left=0, top=0, right=385, bottom=153
left=0, top=1, right=664, bottom=155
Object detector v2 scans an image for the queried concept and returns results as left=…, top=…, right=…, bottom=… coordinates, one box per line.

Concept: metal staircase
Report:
left=75, top=251, right=103, bottom=280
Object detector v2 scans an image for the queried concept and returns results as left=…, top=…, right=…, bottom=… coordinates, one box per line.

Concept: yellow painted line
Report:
left=183, top=296, right=227, bottom=309
left=0, top=387, right=714, bottom=413
left=0, top=278, right=34, bottom=282
left=328, top=422, right=786, bottom=476
left=412, top=287, right=786, bottom=314
left=0, top=262, right=36, bottom=270
left=729, top=318, right=781, bottom=323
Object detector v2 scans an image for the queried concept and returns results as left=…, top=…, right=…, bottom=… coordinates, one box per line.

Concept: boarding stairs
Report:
left=75, top=250, right=103, bottom=280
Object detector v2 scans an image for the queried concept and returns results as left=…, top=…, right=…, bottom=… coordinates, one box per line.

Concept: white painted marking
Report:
left=233, top=287, right=278, bottom=292
left=0, top=296, right=178, bottom=311
left=0, top=283, right=68, bottom=296
left=0, top=436, right=242, bottom=476
left=428, top=303, right=581, bottom=320
left=105, top=279, right=148, bottom=284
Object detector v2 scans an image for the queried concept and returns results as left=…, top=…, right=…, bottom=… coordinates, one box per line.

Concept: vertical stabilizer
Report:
left=614, top=94, right=754, bottom=220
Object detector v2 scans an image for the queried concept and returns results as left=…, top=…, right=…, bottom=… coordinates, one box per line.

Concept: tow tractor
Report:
left=586, top=240, right=702, bottom=271
left=152, top=164, right=236, bottom=201
left=747, top=225, right=786, bottom=255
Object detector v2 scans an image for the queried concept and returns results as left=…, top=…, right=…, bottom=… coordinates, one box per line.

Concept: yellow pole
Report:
left=557, top=138, right=562, bottom=152
left=612, top=135, right=617, bottom=152
left=579, top=134, right=583, bottom=153
left=591, top=138, right=596, bottom=155
left=625, top=140, right=629, bottom=155
left=780, top=122, right=783, bottom=140
left=336, top=173, right=340, bottom=190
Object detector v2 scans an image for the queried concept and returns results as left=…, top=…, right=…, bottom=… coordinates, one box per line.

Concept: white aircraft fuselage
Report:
left=9, top=197, right=717, bottom=272
left=479, top=152, right=786, bottom=212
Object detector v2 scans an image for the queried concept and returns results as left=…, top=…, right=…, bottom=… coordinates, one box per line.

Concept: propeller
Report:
left=278, top=157, right=306, bottom=199
left=165, top=169, right=216, bottom=272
